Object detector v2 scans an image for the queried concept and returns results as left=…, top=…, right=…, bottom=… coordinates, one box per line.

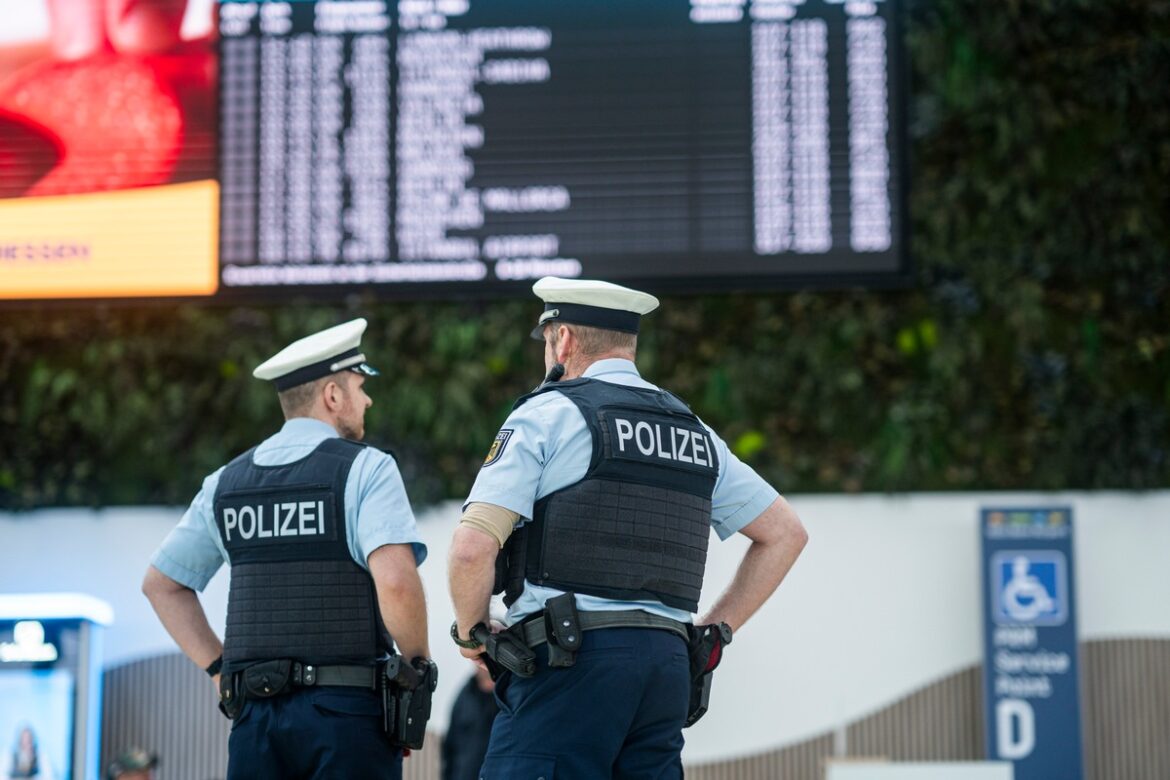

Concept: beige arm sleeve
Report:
left=459, top=502, right=522, bottom=549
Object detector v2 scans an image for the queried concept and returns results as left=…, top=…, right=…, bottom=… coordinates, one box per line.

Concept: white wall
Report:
left=1, top=491, right=1167, bottom=764
left=688, top=492, right=1170, bottom=762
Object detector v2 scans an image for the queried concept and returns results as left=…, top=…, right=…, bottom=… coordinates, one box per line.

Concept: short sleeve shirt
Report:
left=152, top=418, right=426, bottom=591
left=465, top=358, right=779, bottom=623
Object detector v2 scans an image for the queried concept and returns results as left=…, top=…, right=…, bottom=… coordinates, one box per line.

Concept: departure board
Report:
left=216, top=0, right=906, bottom=293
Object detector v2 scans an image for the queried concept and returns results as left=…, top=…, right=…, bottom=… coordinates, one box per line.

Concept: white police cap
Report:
left=530, top=276, right=660, bottom=340
left=253, top=318, right=380, bottom=391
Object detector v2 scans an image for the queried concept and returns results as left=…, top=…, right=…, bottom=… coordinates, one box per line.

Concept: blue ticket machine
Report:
left=0, top=594, right=113, bottom=780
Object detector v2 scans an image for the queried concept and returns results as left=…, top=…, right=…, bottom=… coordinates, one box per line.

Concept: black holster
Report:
left=472, top=624, right=537, bottom=681
left=684, top=623, right=732, bottom=728
left=382, top=656, right=438, bottom=750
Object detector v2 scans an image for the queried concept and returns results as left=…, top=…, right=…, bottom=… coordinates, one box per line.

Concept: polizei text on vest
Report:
left=221, top=501, right=328, bottom=541
left=613, top=418, right=715, bottom=467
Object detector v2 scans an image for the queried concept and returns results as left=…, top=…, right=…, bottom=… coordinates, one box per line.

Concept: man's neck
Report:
left=284, top=412, right=339, bottom=432
left=562, top=352, right=635, bottom=380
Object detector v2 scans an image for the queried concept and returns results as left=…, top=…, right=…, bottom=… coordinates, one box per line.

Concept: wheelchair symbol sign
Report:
left=992, top=551, right=1068, bottom=625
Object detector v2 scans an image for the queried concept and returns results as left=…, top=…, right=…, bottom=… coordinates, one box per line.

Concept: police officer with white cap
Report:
left=448, top=278, right=808, bottom=778
left=143, top=318, right=431, bottom=780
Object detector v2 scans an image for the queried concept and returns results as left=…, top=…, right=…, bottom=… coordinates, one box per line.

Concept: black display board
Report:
left=216, top=0, right=907, bottom=295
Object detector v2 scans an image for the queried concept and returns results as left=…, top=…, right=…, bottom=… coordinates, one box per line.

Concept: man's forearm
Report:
left=377, top=575, right=430, bottom=660
left=448, top=525, right=500, bottom=637
left=142, top=565, right=223, bottom=670
left=368, top=544, right=430, bottom=659
left=700, top=538, right=797, bottom=631
left=699, top=497, right=808, bottom=632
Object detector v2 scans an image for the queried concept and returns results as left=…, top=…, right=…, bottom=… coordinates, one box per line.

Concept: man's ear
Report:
left=555, top=325, right=573, bottom=364
left=322, top=380, right=342, bottom=412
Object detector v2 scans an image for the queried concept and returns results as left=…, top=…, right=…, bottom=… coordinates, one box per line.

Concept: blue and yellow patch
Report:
left=482, top=429, right=514, bottom=467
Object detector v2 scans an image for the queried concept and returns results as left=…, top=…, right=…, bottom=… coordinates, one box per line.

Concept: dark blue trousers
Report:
left=226, top=686, right=403, bottom=780
left=479, top=627, right=691, bottom=780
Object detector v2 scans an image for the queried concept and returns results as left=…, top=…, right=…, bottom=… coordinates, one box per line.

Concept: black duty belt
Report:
left=476, top=598, right=693, bottom=680
left=290, top=662, right=378, bottom=689
left=220, top=659, right=380, bottom=719
left=512, top=609, right=690, bottom=648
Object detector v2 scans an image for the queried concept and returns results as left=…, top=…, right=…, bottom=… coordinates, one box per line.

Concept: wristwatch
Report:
left=205, top=655, right=223, bottom=677
left=450, top=621, right=484, bottom=649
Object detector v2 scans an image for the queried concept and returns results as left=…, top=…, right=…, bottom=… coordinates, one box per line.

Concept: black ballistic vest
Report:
left=496, top=378, right=720, bottom=613
left=213, top=437, right=390, bottom=674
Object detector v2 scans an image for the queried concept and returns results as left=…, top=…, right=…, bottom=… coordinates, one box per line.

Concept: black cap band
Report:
left=273, top=348, right=364, bottom=391
left=537, top=302, right=642, bottom=335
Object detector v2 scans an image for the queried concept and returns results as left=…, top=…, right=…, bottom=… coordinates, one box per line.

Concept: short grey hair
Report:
left=557, top=323, right=637, bottom=358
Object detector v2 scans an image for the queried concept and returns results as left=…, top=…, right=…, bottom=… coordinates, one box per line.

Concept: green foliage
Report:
left=1, top=0, right=1167, bottom=508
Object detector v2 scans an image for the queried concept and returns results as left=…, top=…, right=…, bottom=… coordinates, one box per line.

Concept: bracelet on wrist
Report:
left=450, top=621, right=484, bottom=649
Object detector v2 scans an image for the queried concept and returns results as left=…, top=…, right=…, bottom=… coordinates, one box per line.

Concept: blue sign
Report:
left=980, top=508, right=1084, bottom=780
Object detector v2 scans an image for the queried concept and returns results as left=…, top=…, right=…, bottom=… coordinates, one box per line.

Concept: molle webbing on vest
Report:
left=499, top=378, right=719, bottom=613
left=529, top=478, right=711, bottom=611
left=223, top=560, right=379, bottom=669
left=214, top=437, right=389, bottom=673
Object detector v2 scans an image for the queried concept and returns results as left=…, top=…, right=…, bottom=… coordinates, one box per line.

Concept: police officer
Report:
left=448, top=278, right=808, bottom=778
left=143, top=318, right=430, bottom=780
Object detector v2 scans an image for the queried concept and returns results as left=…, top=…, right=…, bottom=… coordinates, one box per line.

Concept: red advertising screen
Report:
left=0, top=0, right=218, bottom=299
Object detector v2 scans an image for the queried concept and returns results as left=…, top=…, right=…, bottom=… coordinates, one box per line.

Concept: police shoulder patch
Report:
left=482, top=429, right=514, bottom=467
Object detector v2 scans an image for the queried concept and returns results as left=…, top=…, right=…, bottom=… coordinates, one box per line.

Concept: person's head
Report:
left=529, top=277, right=659, bottom=380
left=253, top=318, right=380, bottom=439
left=276, top=370, right=372, bottom=440
left=106, top=747, right=158, bottom=780
left=16, top=726, right=35, bottom=753
left=541, top=322, right=637, bottom=378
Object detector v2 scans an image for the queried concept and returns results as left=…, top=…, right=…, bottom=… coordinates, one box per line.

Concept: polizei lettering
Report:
left=222, top=500, right=327, bottom=541
left=613, top=418, right=714, bottom=467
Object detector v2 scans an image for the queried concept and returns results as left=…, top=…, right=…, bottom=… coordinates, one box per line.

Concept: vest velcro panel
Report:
left=529, top=478, right=711, bottom=611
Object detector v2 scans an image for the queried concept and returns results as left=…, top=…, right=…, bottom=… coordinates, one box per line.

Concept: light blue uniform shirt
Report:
left=152, top=417, right=426, bottom=591
left=465, top=358, right=779, bottom=624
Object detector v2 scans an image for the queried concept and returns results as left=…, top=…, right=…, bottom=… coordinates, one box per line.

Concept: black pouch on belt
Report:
left=544, top=592, right=582, bottom=668
left=218, top=672, right=243, bottom=720
left=242, top=659, right=293, bottom=699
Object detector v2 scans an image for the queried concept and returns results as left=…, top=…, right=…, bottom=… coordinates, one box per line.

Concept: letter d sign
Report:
left=996, top=698, right=1035, bottom=759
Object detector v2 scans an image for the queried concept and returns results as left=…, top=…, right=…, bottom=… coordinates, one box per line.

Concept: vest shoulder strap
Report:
left=220, top=436, right=366, bottom=477
left=513, top=377, right=695, bottom=414
left=315, top=437, right=369, bottom=458
left=223, top=445, right=259, bottom=472
left=511, top=377, right=595, bottom=412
